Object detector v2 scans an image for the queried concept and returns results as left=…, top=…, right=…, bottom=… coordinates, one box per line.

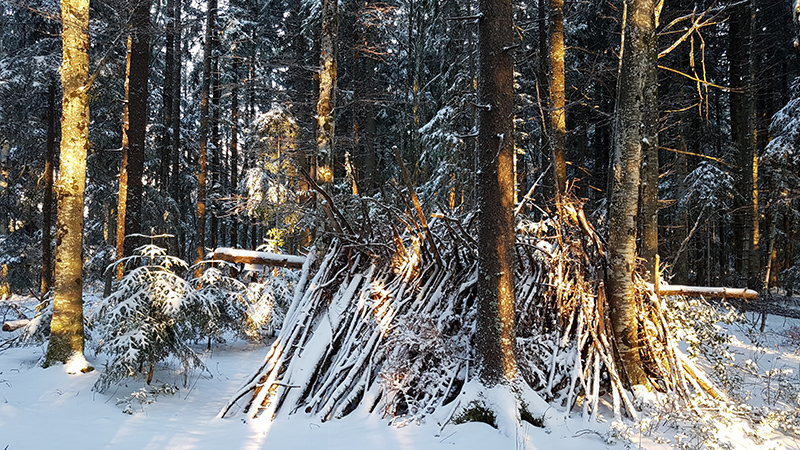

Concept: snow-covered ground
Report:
left=1, top=301, right=800, bottom=449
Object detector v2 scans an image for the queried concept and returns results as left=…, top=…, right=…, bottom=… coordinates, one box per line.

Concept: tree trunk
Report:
left=161, top=0, right=174, bottom=192
left=230, top=79, right=239, bottom=248
left=196, top=0, right=215, bottom=272
left=210, top=32, right=220, bottom=250
left=548, top=0, right=567, bottom=196
left=116, top=0, right=150, bottom=277
left=607, top=0, right=656, bottom=390
left=44, top=0, right=92, bottom=370
left=316, top=0, right=337, bottom=186
left=170, top=0, right=182, bottom=257
left=639, top=0, right=660, bottom=280
left=476, top=0, right=517, bottom=385
left=41, top=82, right=56, bottom=296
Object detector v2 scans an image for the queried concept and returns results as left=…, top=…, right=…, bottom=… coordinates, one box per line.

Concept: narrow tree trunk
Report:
left=316, top=0, right=337, bottom=186
left=230, top=80, right=239, bottom=248
left=44, top=0, right=92, bottom=370
left=115, top=37, right=132, bottom=280
left=41, top=82, right=56, bottom=296
left=210, top=32, right=220, bottom=250
left=746, top=0, right=760, bottom=288
left=476, top=0, right=517, bottom=385
left=161, top=0, right=174, bottom=192
left=607, top=0, right=656, bottom=390
left=170, top=0, right=182, bottom=258
left=548, top=0, right=567, bottom=195
left=196, top=0, right=215, bottom=271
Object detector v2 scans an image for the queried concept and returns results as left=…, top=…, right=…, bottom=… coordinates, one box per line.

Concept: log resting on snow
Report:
left=2, top=319, right=30, bottom=332
left=210, top=248, right=306, bottom=270
left=647, top=283, right=758, bottom=300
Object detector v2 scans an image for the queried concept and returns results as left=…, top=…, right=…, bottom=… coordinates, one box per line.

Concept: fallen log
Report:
left=646, top=283, right=758, bottom=300
left=210, top=248, right=306, bottom=270
left=2, top=319, right=30, bottom=332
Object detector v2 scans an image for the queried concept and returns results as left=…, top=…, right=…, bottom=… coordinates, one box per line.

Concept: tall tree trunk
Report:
left=548, top=0, right=567, bottom=196
left=746, top=0, right=760, bottom=289
left=476, top=0, right=517, bottom=385
left=729, top=2, right=756, bottom=284
left=44, top=0, right=92, bottom=371
left=316, top=0, right=337, bottom=186
left=116, top=0, right=150, bottom=277
left=161, top=0, right=174, bottom=192
left=607, top=0, right=656, bottom=390
left=230, top=79, right=239, bottom=248
left=210, top=32, right=220, bottom=250
left=639, top=0, right=660, bottom=279
left=196, top=0, right=215, bottom=271
left=41, top=82, right=56, bottom=296
left=170, top=0, right=182, bottom=257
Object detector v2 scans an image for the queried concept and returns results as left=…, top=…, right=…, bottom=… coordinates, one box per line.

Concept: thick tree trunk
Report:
left=476, top=0, right=517, bottom=385
left=316, top=0, right=337, bottom=186
left=196, top=0, right=215, bottom=271
left=607, top=0, right=656, bottom=390
left=41, top=82, right=56, bottom=296
left=548, top=0, right=567, bottom=196
left=44, top=0, right=92, bottom=370
left=639, top=0, right=660, bottom=279
left=116, top=0, right=150, bottom=277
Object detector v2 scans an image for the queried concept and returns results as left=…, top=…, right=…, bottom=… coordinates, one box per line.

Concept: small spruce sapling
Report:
left=92, top=244, right=203, bottom=392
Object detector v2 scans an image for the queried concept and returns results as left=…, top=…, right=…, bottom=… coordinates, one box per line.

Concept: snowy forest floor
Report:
left=2, top=293, right=800, bottom=450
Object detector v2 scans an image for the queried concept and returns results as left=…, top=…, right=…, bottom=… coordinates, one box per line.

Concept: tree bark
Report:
left=44, top=0, right=92, bottom=370
left=41, top=82, right=56, bottom=296
left=116, top=0, right=150, bottom=277
left=230, top=78, right=239, bottom=248
left=476, top=0, right=517, bottom=385
left=316, top=0, right=337, bottom=186
left=548, top=0, right=567, bottom=196
left=639, top=0, right=660, bottom=280
left=161, top=0, right=174, bottom=192
left=196, top=0, right=215, bottom=272
left=607, top=0, right=656, bottom=390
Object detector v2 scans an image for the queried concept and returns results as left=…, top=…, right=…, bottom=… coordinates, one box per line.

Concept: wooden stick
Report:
left=392, top=146, right=443, bottom=267
left=646, top=283, right=758, bottom=299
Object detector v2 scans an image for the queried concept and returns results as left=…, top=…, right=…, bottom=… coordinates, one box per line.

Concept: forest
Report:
left=3, top=0, right=800, bottom=447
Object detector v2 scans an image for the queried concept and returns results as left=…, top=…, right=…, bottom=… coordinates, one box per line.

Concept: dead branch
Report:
left=210, top=248, right=306, bottom=270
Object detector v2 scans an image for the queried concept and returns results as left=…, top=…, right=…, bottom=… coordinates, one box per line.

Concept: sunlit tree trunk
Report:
left=41, top=82, right=56, bottom=296
left=607, top=0, right=656, bottom=390
left=476, top=0, right=517, bottom=385
left=196, top=0, right=215, bottom=271
left=548, top=0, right=567, bottom=196
left=116, top=0, right=150, bottom=278
left=316, top=0, right=337, bottom=186
left=44, top=0, right=92, bottom=370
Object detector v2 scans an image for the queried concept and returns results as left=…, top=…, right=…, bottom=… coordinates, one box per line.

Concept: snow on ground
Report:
left=2, top=300, right=800, bottom=449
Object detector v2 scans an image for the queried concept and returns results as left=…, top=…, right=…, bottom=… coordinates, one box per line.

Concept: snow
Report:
left=2, top=304, right=800, bottom=449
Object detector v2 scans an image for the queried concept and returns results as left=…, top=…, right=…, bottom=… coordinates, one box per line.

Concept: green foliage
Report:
left=664, top=295, right=745, bottom=390
left=92, top=244, right=202, bottom=392
left=453, top=401, right=497, bottom=428
left=91, top=242, right=297, bottom=391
